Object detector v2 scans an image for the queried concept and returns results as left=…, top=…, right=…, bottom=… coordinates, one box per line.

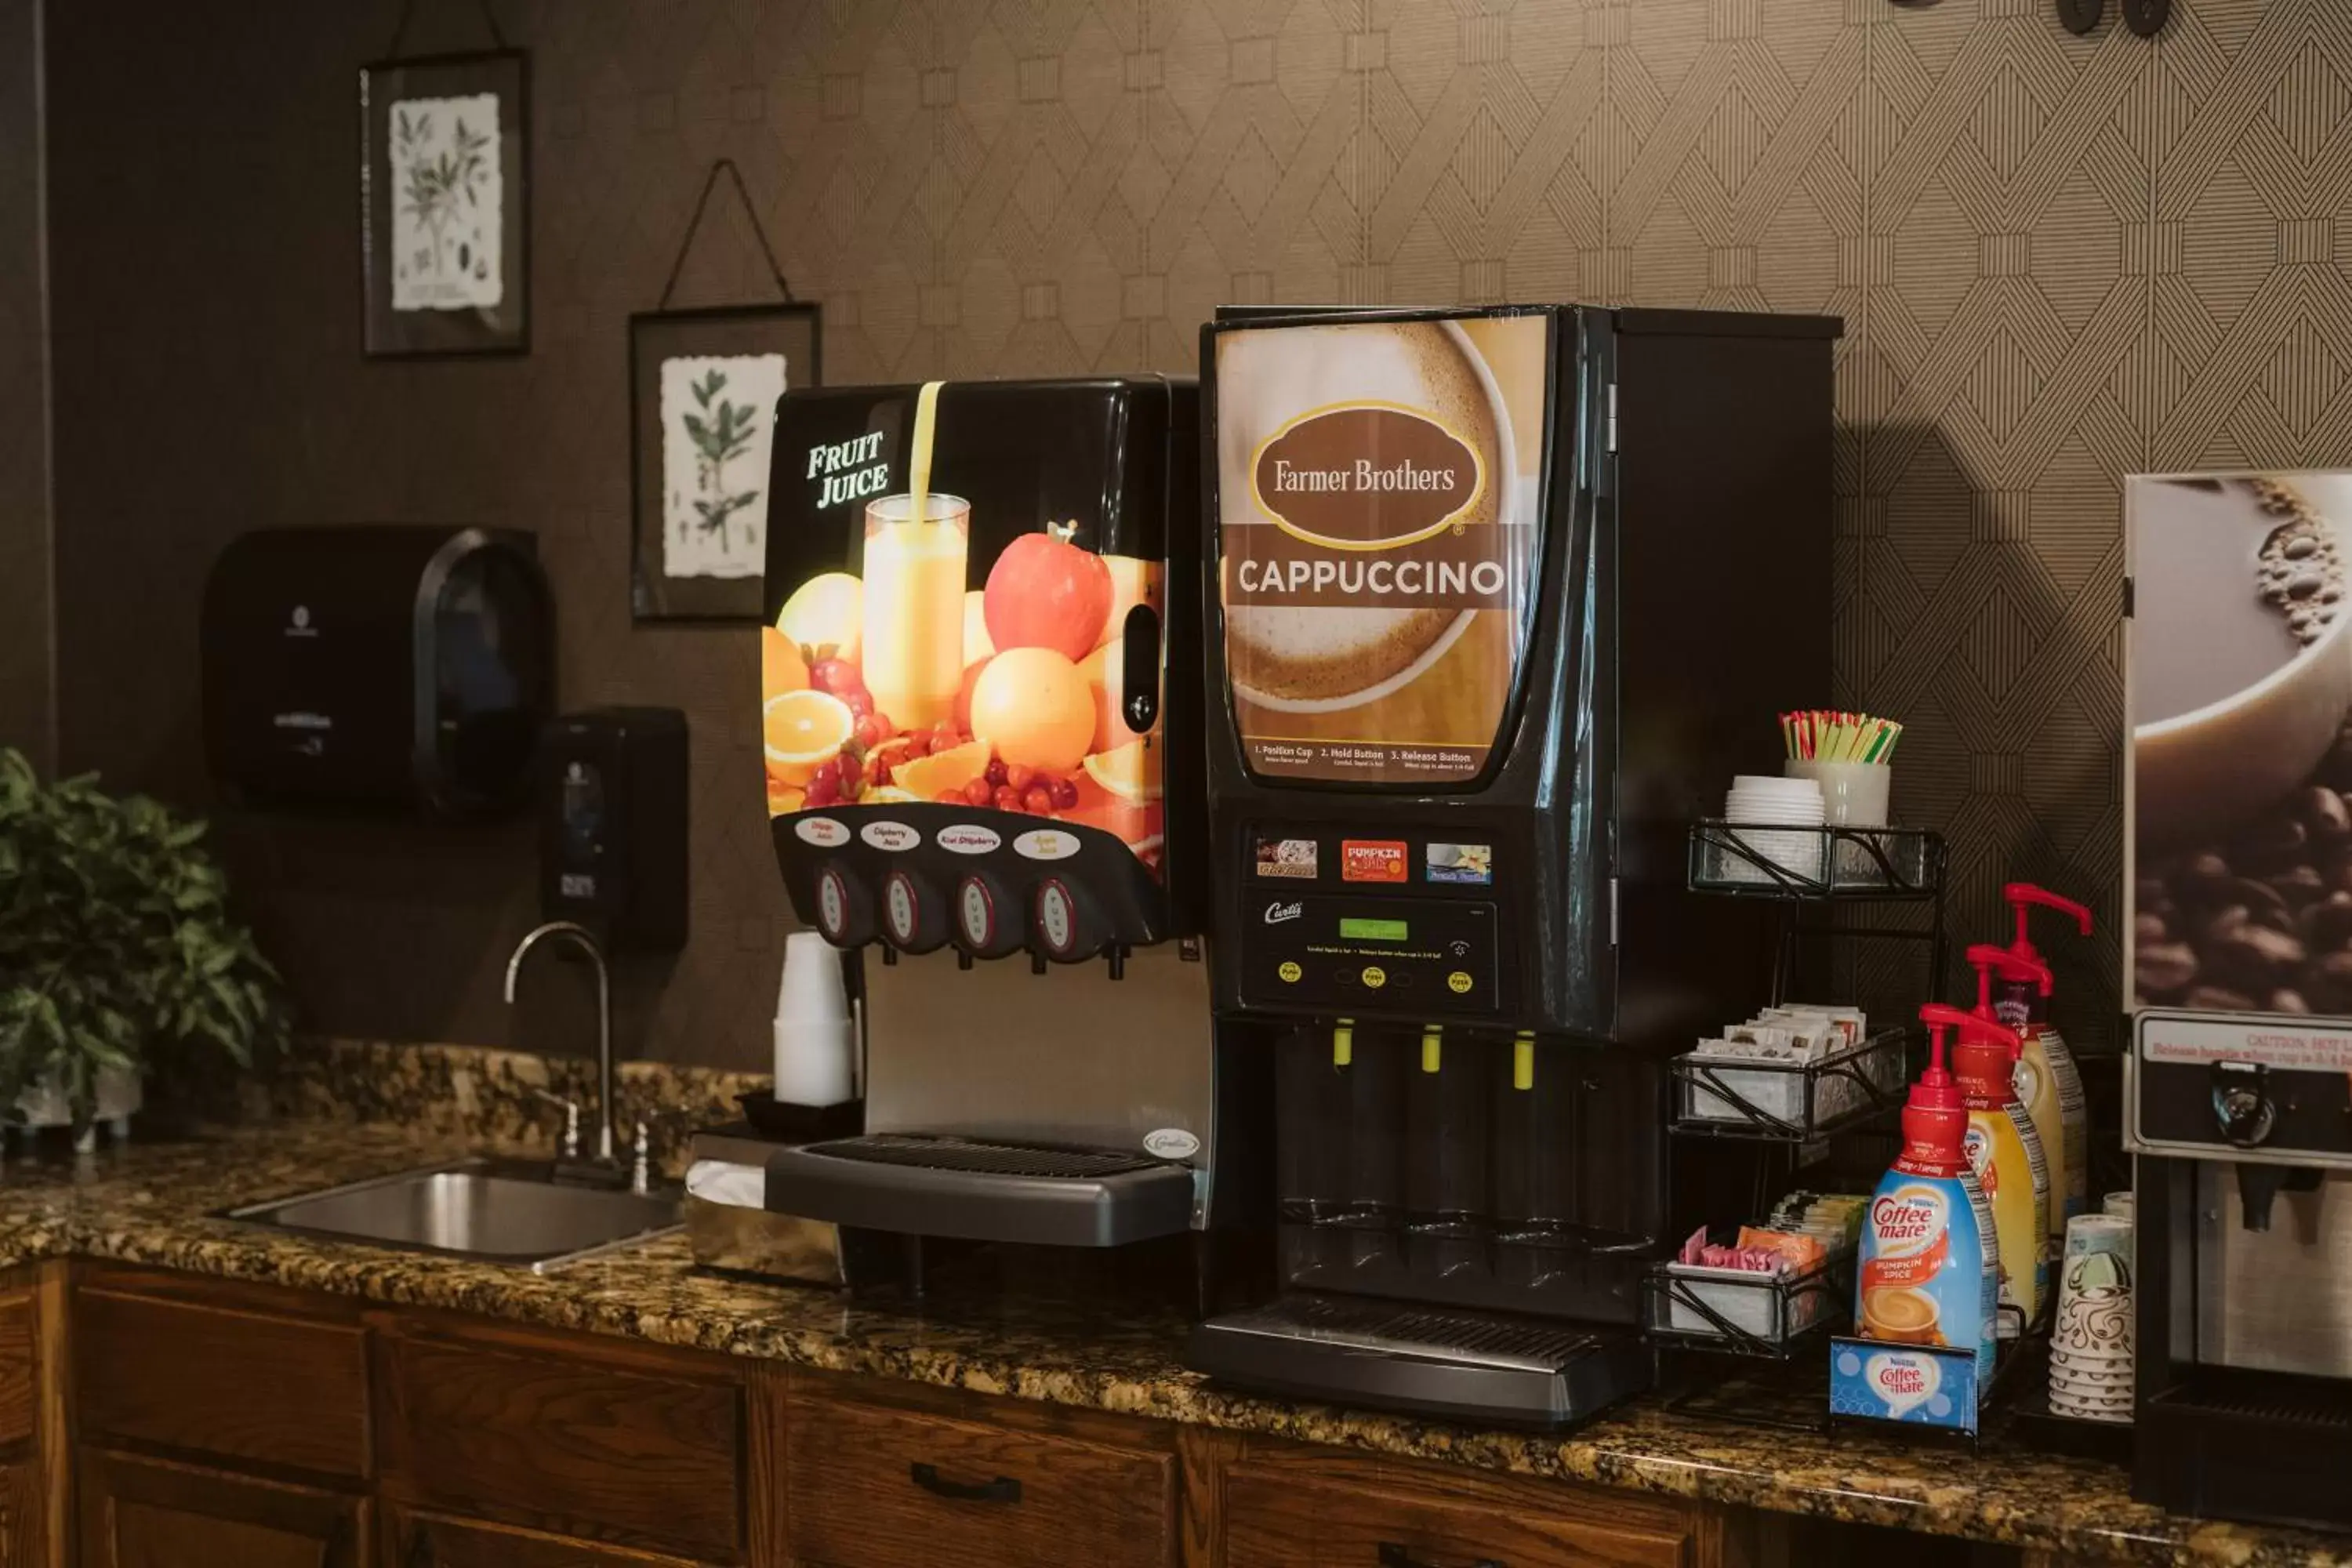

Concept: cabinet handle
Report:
left=909, top=1461, right=1023, bottom=1504
left=1377, top=1545, right=1501, bottom=1568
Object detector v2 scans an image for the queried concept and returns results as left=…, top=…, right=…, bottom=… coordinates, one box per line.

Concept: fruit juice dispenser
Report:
left=753, top=377, right=1262, bottom=1258
left=1186, top=304, right=1842, bottom=1425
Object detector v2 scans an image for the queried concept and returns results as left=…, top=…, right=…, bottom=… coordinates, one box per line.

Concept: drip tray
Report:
left=1189, top=1292, right=1651, bottom=1428
left=764, top=1134, right=1196, bottom=1248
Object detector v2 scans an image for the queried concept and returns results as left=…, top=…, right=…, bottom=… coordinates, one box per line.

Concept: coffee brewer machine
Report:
left=2126, top=470, right=2352, bottom=1532
left=1186, top=306, right=1840, bottom=1425
left=746, top=376, right=1262, bottom=1265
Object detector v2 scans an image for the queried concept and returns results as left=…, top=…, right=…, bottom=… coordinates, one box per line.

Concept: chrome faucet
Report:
left=503, top=921, right=615, bottom=1165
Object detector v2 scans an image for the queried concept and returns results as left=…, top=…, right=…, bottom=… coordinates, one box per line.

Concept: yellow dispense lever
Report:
left=1333, top=1018, right=1354, bottom=1068
left=1421, top=1025, right=1443, bottom=1074
left=1512, top=1030, right=1536, bottom=1092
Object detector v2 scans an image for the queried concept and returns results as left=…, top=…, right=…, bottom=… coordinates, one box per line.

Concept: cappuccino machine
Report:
left=747, top=376, right=1267, bottom=1278
left=1188, top=306, right=1840, bottom=1425
left=2126, top=470, right=2352, bottom=1532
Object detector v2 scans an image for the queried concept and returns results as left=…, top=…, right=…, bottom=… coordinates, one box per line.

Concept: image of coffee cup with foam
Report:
left=1216, top=319, right=1519, bottom=714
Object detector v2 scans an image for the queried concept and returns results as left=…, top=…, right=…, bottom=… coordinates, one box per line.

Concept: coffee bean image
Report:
left=2231, top=814, right=2308, bottom=874
left=2136, top=942, right=2198, bottom=999
left=2136, top=912, right=2169, bottom=944
left=2184, top=985, right=2259, bottom=1011
left=2299, top=891, right=2352, bottom=949
left=2299, top=786, right=2352, bottom=840
left=2272, top=989, right=2312, bottom=1014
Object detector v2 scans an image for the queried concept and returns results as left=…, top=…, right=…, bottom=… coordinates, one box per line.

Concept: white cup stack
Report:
left=2049, top=1214, right=2135, bottom=1424
left=771, top=931, right=858, bottom=1108
left=1721, top=775, right=1827, bottom=884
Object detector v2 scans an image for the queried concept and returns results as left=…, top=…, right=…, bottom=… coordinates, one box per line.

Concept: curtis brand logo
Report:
left=1264, top=901, right=1304, bottom=925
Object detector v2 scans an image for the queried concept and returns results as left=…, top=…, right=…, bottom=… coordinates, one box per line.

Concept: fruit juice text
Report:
left=764, top=507, right=1166, bottom=873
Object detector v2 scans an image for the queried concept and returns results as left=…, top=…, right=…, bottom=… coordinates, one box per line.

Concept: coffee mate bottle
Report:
left=1947, top=1007, right=2049, bottom=1335
left=1998, top=884, right=2092, bottom=1230
left=1968, top=943, right=2066, bottom=1287
left=1857, top=1007, right=1998, bottom=1386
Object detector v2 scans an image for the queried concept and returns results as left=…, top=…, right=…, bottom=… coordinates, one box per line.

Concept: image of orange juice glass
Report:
left=861, top=492, right=970, bottom=730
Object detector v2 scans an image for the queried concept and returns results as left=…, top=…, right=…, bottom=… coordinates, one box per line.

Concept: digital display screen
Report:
left=1340, top=916, right=1410, bottom=942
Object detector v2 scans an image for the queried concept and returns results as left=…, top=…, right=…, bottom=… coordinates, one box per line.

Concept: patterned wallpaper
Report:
left=0, top=0, right=49, bottom=774
left=39, top=0, right=2352, bottom=1065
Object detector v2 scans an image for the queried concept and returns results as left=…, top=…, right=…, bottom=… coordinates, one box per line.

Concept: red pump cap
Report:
left=1967, top=942, right=2053, bottom=1007
left=2005, top=883, right=2093, bottom=965
left=1902, top=1005, right=1973, bottom=1161
left=1926, top=1002, right=2022, bottom=1108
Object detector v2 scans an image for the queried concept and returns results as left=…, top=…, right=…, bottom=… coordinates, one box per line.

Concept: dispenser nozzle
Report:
left=1918, top=1001, right=2020, bottom=1062
left=2006, top=882, right=2095, bottom=960
left=1966, top=942, right=2053, bottom=1017
left=1421, top=1025, right=1443, bottom=1074
left=1512, top=1031, right=1535, bottom=1092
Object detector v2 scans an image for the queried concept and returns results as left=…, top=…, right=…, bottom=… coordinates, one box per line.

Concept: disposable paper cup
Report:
left=777, top=931, right=851, bottom=1024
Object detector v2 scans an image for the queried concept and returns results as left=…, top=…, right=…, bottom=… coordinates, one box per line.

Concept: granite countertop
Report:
left=5, top=1117, right=2345, bottom=1568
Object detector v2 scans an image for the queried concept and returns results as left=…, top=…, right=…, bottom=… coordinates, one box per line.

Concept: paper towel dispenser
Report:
left=201, top=525, right=555, bottom=818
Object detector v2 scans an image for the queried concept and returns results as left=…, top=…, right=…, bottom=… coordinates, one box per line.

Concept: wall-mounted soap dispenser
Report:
left=538, top=708, right=688, bottom=953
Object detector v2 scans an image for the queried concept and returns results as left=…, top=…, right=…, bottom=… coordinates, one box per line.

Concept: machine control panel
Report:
left=2129, top=1009, right=2352, bottom=1166
left=1231, top=822, right=1510, bottom=1017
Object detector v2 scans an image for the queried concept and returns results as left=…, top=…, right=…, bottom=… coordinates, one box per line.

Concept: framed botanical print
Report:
left=630, top=303, right=822, bottom=622
left=360, top=48, right=529, bottom=357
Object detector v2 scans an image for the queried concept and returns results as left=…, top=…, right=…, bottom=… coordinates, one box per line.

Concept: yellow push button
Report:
left=1446, top=971, right=1473, bottom=994
left=1361, top=966, right=1387, bottom=989
left=1277, top=960, right=1302, bottom=983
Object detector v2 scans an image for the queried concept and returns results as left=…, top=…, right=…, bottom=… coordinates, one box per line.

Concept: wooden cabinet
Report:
left=75, top=1280, right=368, bottom=1479
left=76, top=1448, right=365, bottom=1568
left=785, top=1381, right=1178, bottom=1568
left=374, top=1320, right=747, bottom=1561
left=41, top=1265, right=1779, bottom=1568
left=386, top=1508, right=714, bottom=1568
left=0, top=1459, right=41, bottom=1568
left=1187, top=1438, right=1713, bottom=1568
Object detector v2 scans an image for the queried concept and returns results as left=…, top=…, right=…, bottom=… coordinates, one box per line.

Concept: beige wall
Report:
left=45, top=0, right=2352, bottom=1063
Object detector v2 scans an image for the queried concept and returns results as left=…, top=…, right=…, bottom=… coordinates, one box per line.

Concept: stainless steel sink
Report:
left=225, top=1157, right=681, bottom=1273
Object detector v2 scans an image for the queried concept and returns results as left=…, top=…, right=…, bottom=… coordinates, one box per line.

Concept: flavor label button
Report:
left=860, top=821, right=920, bottom=852
left=1013, top=829, right=1081, bottom=862
left=1341, top=840, right=1408, bottom=883
left=796, top=816, right=851, bottom=848
left=1426, top=841, right=1493, bottom=884
left=935, top=824, right=1002, bottom=855
left=1256, top=837, right=1319, bottom=879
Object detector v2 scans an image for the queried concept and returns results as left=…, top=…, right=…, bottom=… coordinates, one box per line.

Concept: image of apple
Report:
left=1079, top=637, right=1160, bottom=755
left=1095, top=555, right=1159, bottom=651
left=962, top=590, right=994, bottom=664
left=984, top=524, right=1111, bottom=662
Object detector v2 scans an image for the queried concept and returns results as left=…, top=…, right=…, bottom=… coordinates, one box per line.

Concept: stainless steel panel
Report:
left=2195, top=1164, right=2352, bottom=1378
left=862, top=941, right=1215, bottom=1157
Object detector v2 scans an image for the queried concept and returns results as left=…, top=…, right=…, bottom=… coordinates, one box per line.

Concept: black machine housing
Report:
left=200, top=525, right=554, bottom=818
left=1190, top=306, right=1839, bottom=1424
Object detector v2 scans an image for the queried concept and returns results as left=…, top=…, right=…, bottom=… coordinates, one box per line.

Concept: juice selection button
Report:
left=1361, top=966, right=1387, bottom=989
left=1277, top=960, right=1302, bottom=984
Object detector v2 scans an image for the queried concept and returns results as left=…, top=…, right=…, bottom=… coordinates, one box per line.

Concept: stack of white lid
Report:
left=1722, top=775, right=1825, bottom=884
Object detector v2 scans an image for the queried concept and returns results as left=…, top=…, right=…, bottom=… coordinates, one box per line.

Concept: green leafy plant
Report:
left=682, top=366, right=763, bottom=546
left=394, top=107, right=493, bottom=280
left=0, top=749, right=288, bottom=1127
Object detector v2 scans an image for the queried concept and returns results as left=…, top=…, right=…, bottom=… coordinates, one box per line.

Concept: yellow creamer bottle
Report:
left=1949, top=1007, right=2048, bottom=1335
left=1969, top=943, right=2065, bottom=1287
left=1997, top=884, right=2092, bottom=1232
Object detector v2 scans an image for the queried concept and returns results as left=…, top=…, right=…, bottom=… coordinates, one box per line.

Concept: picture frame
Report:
left=630, top=302, right=823, bottom=622
left=359, top=48, right=530, bottom=358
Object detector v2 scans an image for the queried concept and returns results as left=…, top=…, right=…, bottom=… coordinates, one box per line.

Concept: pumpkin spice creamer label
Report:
left=1215, top=318, right=1545, bottom=786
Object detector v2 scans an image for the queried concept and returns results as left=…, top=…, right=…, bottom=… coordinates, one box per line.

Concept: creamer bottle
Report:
left=1968, top=943, right=2066, bottom=1287
left=1998, top=883, right=2092, bottom=1229
left=1946, top=1007, right=2047, bottom=1335
left=1857, top=1007, right=1998, bottom=1386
